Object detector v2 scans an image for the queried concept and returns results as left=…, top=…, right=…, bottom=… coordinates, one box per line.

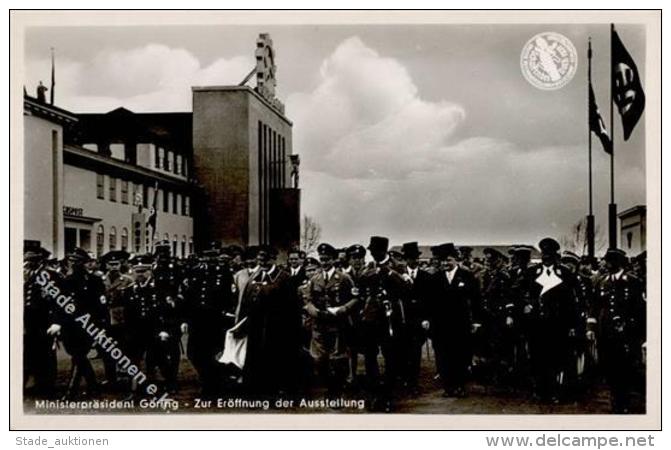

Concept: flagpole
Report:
left=608, top=23, right=618, bottom=249
left=50, top=47, right=55, bottom=105
left=586, top=38, right=595, bottom=258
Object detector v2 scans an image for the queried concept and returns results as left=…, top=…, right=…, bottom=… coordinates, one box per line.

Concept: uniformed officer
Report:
left=508, top=245, right=535, bottom=384
left=560, top=250, right=592, bottom=399
left=342, top=244, right=370, bottom=388
left=100, top=251, right=134, bottom=389
left=359, top=236, right=408, bottom=411
left=399, top=242, right=430, bottom=396
left=525, top=238, right=579, bottom=404
left=23, top=241, right=59, bottom=397
left=59, top=248, right=107, bottom=400
left=305, top=243, right=359, bottom=398
left=460, top=246, right=484, bottom=278
left=477, top=247, right=516, bottom=388
left=180, top=248, right=235, bottom=396
left=123, top=254, right=179, bottom=397
left=589, top=248, right=645, bottom=413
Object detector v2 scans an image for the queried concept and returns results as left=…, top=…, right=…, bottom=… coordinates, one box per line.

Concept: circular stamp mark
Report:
left=521, top=32, right=578, bottom=90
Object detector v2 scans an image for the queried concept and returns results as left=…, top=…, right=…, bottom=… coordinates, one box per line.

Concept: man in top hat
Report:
left=123, top=254, right=179, bottom=397
left=426, top=245, right=442, bottom=275
left=424, top=243, right=479, bottom=398
left=304, top=243, right=359, bottom=397
left=525, top=238, right=579, bottom=404
left=358, top=236, right=409, bottom=411
left=58, top=247, right=107, bottom=399
left=23, top=241, right=59, bottom=397
left=399, top=241, right=431, bottom=395
left=179, top=247, right=235, bottom=396
left=589, top=248, right=645, bottom=413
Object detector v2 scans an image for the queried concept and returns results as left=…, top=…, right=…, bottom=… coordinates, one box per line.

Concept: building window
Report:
left=172, top=235, right=178, bottom=256
left=176, top=154, right=182, bottom=175
left=142, top=184, right=148, bottom=208
left=132, top=182, right=139, bottom=207
left=181, top=235, right=187, bottom=257
left=163, top=189, right=169, bottom=213
left=109, top=176, right=117, bottom=202
left=96, top=173, right=105, bottom=199
left=109, top=226, right=117, bottom=250
left=158, top=147, right=165, bottom=170
left=165, top=151, right=172, bottom=171
left=121, top=227, right=129, bottom=251
left=154, top=146, right=161, bottom=169
left=121, top=180, right=129, bottom=204
left=184, top=195, right=190, bottom=216
left=183, top=160, right=188, bottom=177
left=174, top=193, right=179, bottom=214
left=189, top=238, right=194, bottom=255
left=96, top=225, right=105, bottom=256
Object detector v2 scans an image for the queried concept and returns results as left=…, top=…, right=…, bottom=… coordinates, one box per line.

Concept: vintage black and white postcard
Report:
left=9, top=10, right=661, bottom=430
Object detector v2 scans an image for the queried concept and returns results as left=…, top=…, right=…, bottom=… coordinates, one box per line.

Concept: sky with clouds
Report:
left=24, top=24, right=647, bottom=248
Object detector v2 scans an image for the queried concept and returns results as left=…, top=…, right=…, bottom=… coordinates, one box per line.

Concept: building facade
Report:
left=24, top=99, right=197, bottom=259
left=619, top=205, right=646, bottom=256
left=23, top=33, right=300, bottom=259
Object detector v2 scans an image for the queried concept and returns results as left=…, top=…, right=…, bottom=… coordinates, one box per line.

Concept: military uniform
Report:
left=123, top=256, right=179, bottom=394
left=477, top=248, right=516, bottom=386
left=590, top=249, right=645, bottom=412
left=101, top=267, right=134, bottom=386
left=305, top=243, right=359, bottom=396
left=59, top=248, right=108, bottom=399
left=180, top=250, right=235, bottom=395
left=23, top=244, right=59, bottom=397
left=358, top=237, right=408, bottom=410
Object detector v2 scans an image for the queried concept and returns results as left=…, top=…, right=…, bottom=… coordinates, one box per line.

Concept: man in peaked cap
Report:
left=525, top=238, right=579, bottom=404
left=23, top=241, right=59, bottom=397
left=476, top=246, right=518, bottom=388
left=180, top=244, right=236, bottom=396
left=559, top=250, right=594, bottom=399
left=303, top=242, right=359, bottom=397
left=239, top=244, right=301, bottom=397
left=341, top=244, right=369, bottom=387
left=399, top=242, right=431, bottom=395
left=425, top=243, right=480, bottom=398
left=57, top=248, right=107, bottom=399
left=100, top=251, right=134, bottom=390
left=589, top=248, right=645, bottom=412
left=122, top=254, right=179, bottom=397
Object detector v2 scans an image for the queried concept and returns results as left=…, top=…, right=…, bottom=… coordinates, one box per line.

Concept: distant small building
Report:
left=619, top=205, right=646, bottom=256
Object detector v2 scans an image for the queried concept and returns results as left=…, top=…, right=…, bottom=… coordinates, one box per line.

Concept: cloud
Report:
left=287, top=37, right=466, bottom=179
left=24, top=44, right=254, bottom=112
left=288, top=37, right=635, bottom=246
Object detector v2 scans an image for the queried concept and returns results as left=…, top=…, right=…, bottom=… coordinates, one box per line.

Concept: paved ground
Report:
left=23, top=343, right=644, bottom=415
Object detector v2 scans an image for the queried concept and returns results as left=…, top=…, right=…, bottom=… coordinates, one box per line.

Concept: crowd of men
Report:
left=23, top=236, right=647, bottom=413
